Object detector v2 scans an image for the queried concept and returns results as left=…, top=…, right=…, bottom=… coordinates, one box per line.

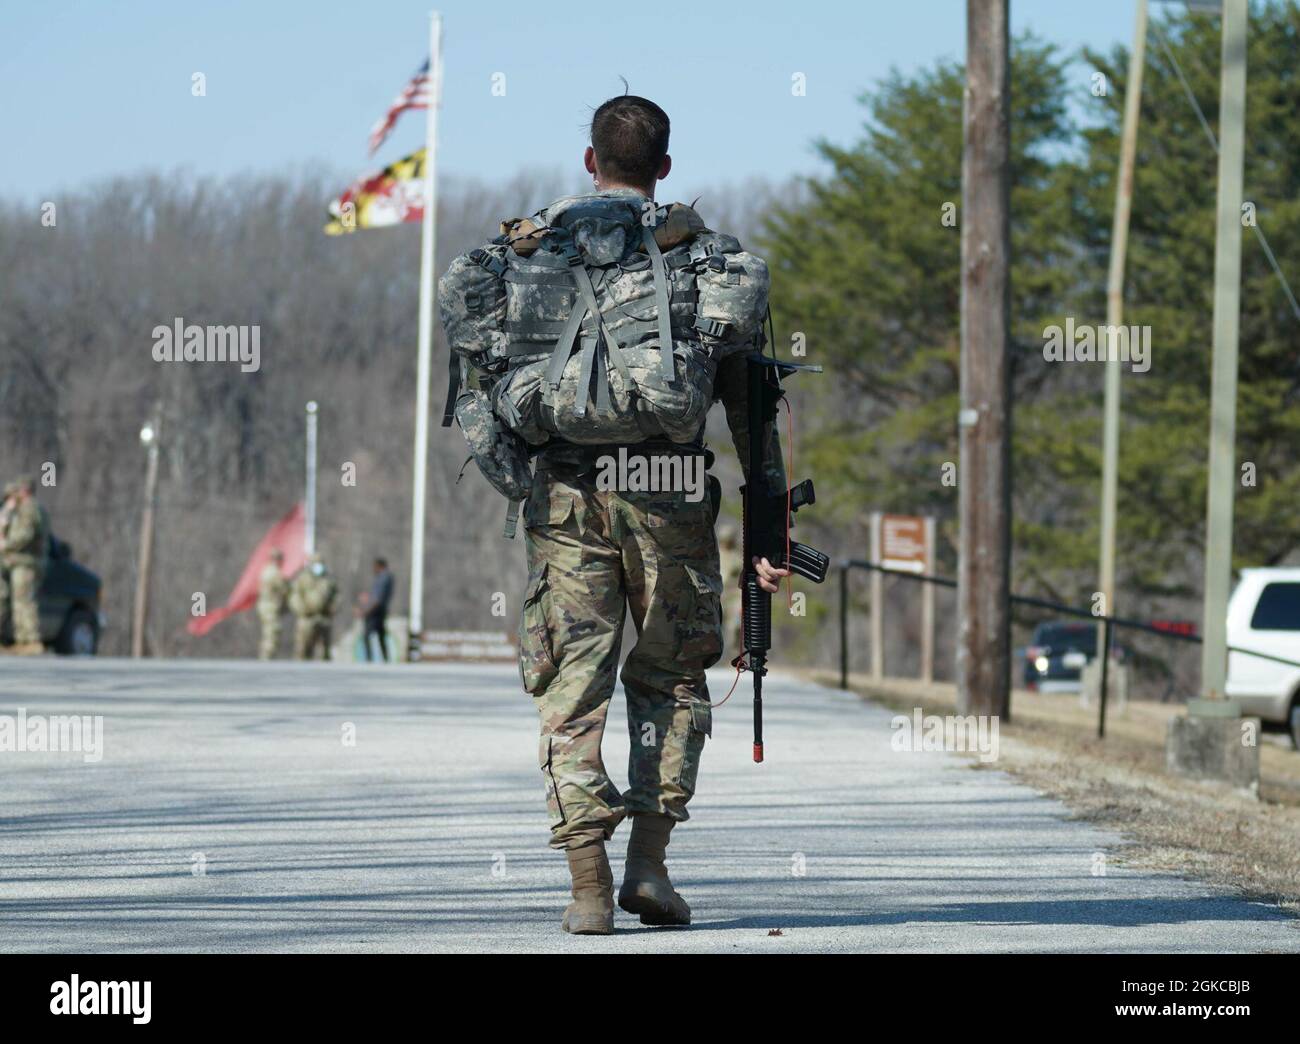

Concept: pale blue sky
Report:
left=1, top=0, right=1167, bottom=201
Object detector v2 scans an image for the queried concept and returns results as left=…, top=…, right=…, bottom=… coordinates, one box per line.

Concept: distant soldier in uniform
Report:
left=0, top=476, right=51, bottom=655
left=439, top=95, right=788, bottom=934
left=0, top=481, right=17, bottom=648
left=717, top=524, right=744, bottom=660
left=289, top=553, right=338, bottom=660
left=256, top=549, right=289, bottom=660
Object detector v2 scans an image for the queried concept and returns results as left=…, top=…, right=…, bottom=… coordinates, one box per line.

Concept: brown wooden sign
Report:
left=867, top=512, right=937, bottom=682
left=880, top=514, right=928, bottom=573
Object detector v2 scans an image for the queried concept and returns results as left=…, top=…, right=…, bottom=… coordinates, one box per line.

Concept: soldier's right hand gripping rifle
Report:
left=735, top=351, right=830, bottom=763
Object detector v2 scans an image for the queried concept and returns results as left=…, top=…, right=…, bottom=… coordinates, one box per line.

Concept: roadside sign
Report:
left=879, top=514, right=929, bottom=574
left=868, top=512, right=937, bottom=682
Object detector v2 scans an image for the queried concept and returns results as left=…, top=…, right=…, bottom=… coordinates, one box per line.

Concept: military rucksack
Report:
left=299, top=573, right=335, bottom=617
left=438, top=191, right=769, bottom=534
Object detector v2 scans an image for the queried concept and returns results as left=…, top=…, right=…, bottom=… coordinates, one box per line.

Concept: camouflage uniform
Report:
left=1, top=488, right=50, bottom=648
left=290, top=562, right=338, bottom=660
left=521, top=362, right=784, bottom=851
left=256, top=561, right=289, bottom=660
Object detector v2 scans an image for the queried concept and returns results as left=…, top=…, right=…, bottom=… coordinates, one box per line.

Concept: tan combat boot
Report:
left=561, top=840, right=615, bottom=935
left=618, top=813, right=690, bottom=926
left=11, top=642, right=45, bottom=656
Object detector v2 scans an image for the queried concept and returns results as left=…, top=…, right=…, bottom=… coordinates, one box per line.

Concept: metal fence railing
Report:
left=837, top=559, right=1300, bottom=738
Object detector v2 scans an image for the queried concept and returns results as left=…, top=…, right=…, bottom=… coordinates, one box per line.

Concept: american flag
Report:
left=368, top=59, right=432, bottom=155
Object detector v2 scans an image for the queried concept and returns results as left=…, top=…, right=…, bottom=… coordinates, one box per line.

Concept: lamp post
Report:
left=131, top=416, right=161, bottom=658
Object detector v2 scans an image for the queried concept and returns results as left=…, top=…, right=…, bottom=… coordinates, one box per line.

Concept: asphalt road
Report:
left=1, top=657, right=1295, bottom=953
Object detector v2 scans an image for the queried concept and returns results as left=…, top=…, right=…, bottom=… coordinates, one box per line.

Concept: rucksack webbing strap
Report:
left=505, top=318, right=570, bottom=337
left=503, top=500, right=522, bottom=539
left=441, top=350, right=465, bottom=427
left=504, top=269, right=574, bottom=286
left=560, top=253, right=632, bottom=417
left=641, top=225, right=678, bottom=388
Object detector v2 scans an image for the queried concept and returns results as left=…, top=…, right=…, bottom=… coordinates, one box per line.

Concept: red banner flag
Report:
left=187, top=503, right=306, bottom=637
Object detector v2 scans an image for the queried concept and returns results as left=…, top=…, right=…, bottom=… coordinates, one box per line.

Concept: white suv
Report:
left=1225, top=568, right=1300, bottom=748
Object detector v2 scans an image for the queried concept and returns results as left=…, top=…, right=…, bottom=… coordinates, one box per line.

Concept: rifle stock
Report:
left=738, top=352, right=829, bottom=763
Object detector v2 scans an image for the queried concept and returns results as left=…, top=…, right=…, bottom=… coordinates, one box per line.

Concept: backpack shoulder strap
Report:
left=640, top=224, right=677, bottom=388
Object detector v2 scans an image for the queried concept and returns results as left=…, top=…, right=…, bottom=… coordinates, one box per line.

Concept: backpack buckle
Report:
left=555, top=236, right=583, bottom=267
left=693, top=316, right=729, bottom=338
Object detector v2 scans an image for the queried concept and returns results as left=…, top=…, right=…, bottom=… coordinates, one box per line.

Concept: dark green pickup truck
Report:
left=2, top=536, right=103, bottom=654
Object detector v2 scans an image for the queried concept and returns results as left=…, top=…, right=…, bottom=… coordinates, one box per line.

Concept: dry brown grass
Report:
left=807, top=669, right=1300, bottom=912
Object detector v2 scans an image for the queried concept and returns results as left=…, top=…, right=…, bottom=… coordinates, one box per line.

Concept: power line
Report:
left=1148, top=15, right=1300, bottom=323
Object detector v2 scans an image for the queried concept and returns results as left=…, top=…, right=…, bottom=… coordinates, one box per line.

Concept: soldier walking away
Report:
left=256, top=549, right=290, bottom=660
left=0, top=481, right=17, bottom=649
left=439, top=94, right=788, bottom=934
left=0, top=476, right=51, bottom=656
left=290, top=553, right=339, bottom=660
left=360, top=557, right=394, bottom=662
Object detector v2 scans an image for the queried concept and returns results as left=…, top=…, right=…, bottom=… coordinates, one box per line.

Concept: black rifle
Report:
left=737, top=352, right=830, bottom=763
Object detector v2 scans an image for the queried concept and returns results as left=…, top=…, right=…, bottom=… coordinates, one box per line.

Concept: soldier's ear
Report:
left=583, top=146, right=597, bottom=178
left=657, top=154, right=671, bottom=183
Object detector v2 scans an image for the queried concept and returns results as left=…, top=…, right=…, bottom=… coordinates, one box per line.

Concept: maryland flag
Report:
left=325, top=148, right=426, bottom=235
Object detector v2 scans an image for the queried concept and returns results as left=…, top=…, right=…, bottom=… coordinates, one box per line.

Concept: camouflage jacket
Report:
left=257, top=562, right=289, bottom=612
left=289, top=569, right=338, bottom=620
left=2, top=498, right=50, bottom=568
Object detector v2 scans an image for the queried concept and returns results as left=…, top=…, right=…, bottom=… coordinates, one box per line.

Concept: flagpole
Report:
left=408, top=10, right=441, bottom=658
left=305, top=400, right=318, bottom=556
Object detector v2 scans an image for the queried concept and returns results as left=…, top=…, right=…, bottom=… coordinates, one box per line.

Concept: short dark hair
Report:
left=374, top=557, right=388, bottom=568
left=590, top=95, right=670, bottom=188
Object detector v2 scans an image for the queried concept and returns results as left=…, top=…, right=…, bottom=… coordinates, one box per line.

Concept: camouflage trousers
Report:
left=258, top=606, right=282, bottom=660
left=520, top=467, right=723, bottom=851
left=294, top=617, right=332, bottom=660
left=8, top=563, right=42, bottom=645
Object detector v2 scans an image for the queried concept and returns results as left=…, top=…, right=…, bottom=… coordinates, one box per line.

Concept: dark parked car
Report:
left=1023, top=620, right=1098, bottom=693
left=5, top=536, right=104, bottom=654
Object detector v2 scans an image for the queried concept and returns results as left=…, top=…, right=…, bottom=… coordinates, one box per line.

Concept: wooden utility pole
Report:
left=131, top=413, right=161, bottom=658
left=1097, top=0, right=1148, bottom=663
left=1199, top=0, right=1248, bottom=704
left=957, top=0, right=1012, bottom=719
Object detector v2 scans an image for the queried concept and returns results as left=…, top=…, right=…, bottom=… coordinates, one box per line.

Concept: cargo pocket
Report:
left=519, top=561, right=557, bottom=694
left=679, top=563, right=724, bottom=669
left=523, top=486, right=575, bottom=532
left=667, top=697, right=712, bottom=790
left=539, top=736, right=567, bottom=827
